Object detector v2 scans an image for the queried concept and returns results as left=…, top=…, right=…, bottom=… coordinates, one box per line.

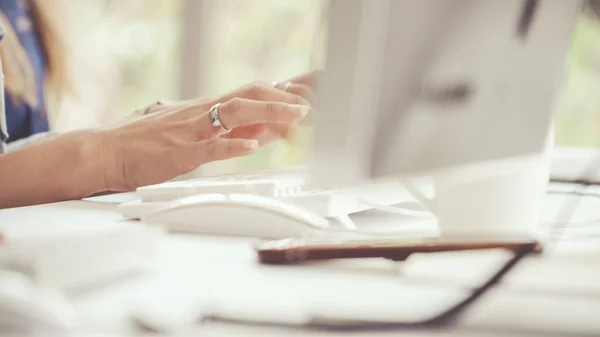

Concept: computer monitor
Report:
left=309, top=0, right=581, bottom=236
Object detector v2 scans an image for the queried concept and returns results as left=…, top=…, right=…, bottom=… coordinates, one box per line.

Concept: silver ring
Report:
left=209, top=103, right=230, bottom=134
left=271, top=80, right=281, bottom=88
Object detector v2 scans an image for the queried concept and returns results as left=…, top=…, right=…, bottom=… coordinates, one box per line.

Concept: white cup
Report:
left=431, top=122, right=554, bottom=238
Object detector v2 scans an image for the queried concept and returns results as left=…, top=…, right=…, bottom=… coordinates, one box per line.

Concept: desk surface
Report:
left=2, top=188, right=600, bottom=336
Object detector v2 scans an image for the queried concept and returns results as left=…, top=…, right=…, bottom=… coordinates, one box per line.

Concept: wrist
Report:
left=92, top=128, right=128, bottom=192
left=64, top=129, right=111, bottom=197
left=0, top=129, right=111, bottom=207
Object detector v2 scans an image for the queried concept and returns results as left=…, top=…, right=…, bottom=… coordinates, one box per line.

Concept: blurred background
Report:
left=51, top=0, right=600, bottom=174
left=55, top=0, right=326, bottom=175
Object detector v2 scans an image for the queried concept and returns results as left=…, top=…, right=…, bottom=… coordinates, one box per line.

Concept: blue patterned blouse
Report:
left=0, top=0, right=49, bottom=144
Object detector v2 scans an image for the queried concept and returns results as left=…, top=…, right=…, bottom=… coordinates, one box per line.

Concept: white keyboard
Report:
left=119, top=166, right=421, bottom=220
left=136, top=166, right=310, bottom=201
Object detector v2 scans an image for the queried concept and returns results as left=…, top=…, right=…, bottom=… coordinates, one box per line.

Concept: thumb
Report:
left=222, top=124, right=267, bottom=140
left=194, top=138, right=259, bottom=165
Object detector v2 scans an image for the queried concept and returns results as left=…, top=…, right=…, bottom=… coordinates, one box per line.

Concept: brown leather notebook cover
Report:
left=256, top=236, right=542, bottom=264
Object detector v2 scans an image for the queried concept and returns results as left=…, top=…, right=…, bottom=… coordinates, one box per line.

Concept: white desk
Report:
left=3, top=188, right=600, bottom=336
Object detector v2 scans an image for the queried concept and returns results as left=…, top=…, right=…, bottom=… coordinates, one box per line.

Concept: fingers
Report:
left=271, top=81, right=315, bottom=125
left=216, top=98, right=310, bottom=130
left=221, top=82, right=311, bottom=107
left=153, top=80, right=315, bottom=141
left=141, top=100, right=177, bottom=115
left=284, top=70, right=321, bottom=88
left=255, top=123, right=294, bottom=145
left=278, top=83, right=316, bottom=105
left=221, top=124, right=267, bottom=140
left=264, top=122, right=293, bottom=139
left=171, top=138, right=259, bottom=172
left=196, top=138, right=259, bottom=163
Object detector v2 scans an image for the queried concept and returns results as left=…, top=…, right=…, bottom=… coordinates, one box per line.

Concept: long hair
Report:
left=0, top=0, right=71, bottom=112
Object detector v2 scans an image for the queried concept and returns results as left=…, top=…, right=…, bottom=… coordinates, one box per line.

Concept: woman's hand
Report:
left=142, top=72, right=320, bottom=144
left=272, top=71, right=319, bottom=105
left=100, top=81, right=312, bottom=191
left=247, top=71, right=319, bottom=142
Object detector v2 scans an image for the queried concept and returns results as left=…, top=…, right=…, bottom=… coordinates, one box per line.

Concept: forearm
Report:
left=0, top=130, right=106, bottom=208
left=5, top=131, right=58, bottom=152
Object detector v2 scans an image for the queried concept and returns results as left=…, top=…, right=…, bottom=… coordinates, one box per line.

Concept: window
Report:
left=552, top=11, right=600, bottom=183
left=557, top=14, right=600, bottom=148
left=54, top=0, right=183, bottom=131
